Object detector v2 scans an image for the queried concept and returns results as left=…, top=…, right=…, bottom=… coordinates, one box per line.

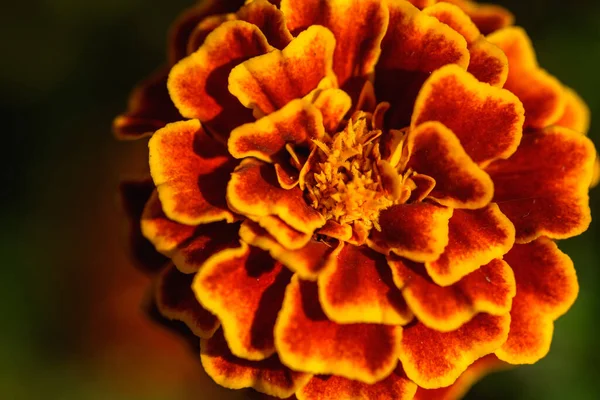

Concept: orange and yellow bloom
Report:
left=115, top=0, right=598, bottom=398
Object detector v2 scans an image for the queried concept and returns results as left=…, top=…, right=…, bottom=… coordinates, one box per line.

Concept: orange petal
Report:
left=315, top=220, right=353, bottom=242
left=280, top=0, right=389, bottom=88
left=438, top=0, right=514, bottom=35
left=405, top=0, right=436, bottom=9
left=486, top=126, right=596, bottom=243
left=297, top=366, right=417, bottom=400
left=556, top=86, right=591, bottom=135
left=318, top=243, right=413, bottom=325
left=412, top=65, right=523, bottom=166
left=247, top=215, right=312, bottom=251
left=155, top=264, right=219, bottom=338
left=422, top=2, right=480, bottom=44
left=368, top=202, right=453, bottom=263
left=414, top=354, right=508, bottom=400
left=236, top=0, right=293, bottom=50
left=148, top=120, right=237, bottom=225
left=497, top=238, right=579, bottom=364
left=425, top=203, right=515, bottom=286
left=275, top=275, right=401, bottom=384
left=376, top=0, right=469, bottom=127
left=406, top=121, right=494, bottom=209
left=239, top=221, right=332, bottom=280
left=193, top=243, right=292, bottom=360
left=399, top=313, right=510, bottom=389
left=118, top=179, right=168, bottom=272
left=168, top=21, right=271, bottom=137
left=408, top=173, right=436, bottom=203
left=186, top=14, right=236, bottom=56
left=168, top=0, right=246, bottom=64
left=389, top=257, right=515, bottom=332
left=229, top=25, right=337, bottom=115
left=228, top=99, right=325, bottom=162
left=467, top=37, right=508, bottom=87
left=113, top=68, right=181, bottom=140
left=312, top=88, right=352, bottom=134
left=227, top=158, right=325, bottom=234
left=201, top=329, right=312, bottom=398
left=487, top=27, right=565, bottom=129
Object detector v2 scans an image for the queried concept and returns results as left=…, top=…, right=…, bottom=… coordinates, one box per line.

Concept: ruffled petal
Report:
left=406, top=121, right=494, bottom=209
left=228, top=99, right=325, bottom=162
left=236, top=0, right=294, bottom=50
left=368, top=202, right=453, bottom=263
left=412, top=65, right=524, bottom=166
left=113, top=68, right=181, bottom=140
left=229, top=25, right=337, bottom=115
left=376, top=0, right=469, bottom=127
left=275, top=275, right=401, bottom=384
left=318, top=243, right=413, bottom=325
left=239, top=221, right=333, bottom=280
left=425, top=203, right=515, bottom=286
left=556, top=86, right=591, bottom=135
left=280, top=0, right=389, bottom=87
left=486, top=126, right=596, bottom=243
left=497, top=238, right=579, bottom=364
left=118, top=178, right=167, bottom=272
left=408, top=174, right=436, bottom=203
left=297, top=366, right=417, bottom=400
left=155, top=263, right=219, bottom=338
left=438, top=0, right=514, bottom=35
left=201, top=329, right=312, bottom=398
left=168, top=0, right=246, bottom=64
left=389, top=257, right=515, bottom=332
left=148, top=120, right=237, bottom=225
left=168, top=21, right=271, bottom=137
left=193, top=243, right=292, bottom=360
left=422, top=2, right=480, bottom=44
left=398, top=313, right=510, bottom=389
left=187, top=14, right=236, bottom=55
left=227, top=158, right=325, bottom=234
left=312, top=88, right=352, bottom=134
left=413, top=354, right=508, bottom=400
left=487, top=27, right=565, bottom=129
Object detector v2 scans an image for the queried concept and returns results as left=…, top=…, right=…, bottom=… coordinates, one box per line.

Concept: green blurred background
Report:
left=0, top=0, right=598, bottom=399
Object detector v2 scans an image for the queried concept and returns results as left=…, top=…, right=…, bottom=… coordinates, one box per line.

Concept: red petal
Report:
left=297, top=366, right=417, bottom=400
left=408, top=174, right=436, bottom=203
left=239, top=221, right=332, bottom=280
left=315, top=220, right=353, bottom=242
left=412, top=65, right=523, bottom=166
left=318, top=244, right=413, bottom=325
left=118, top=179, right=167, bottom=272
left=168, top=21, right=271, bottom=137
left=368, top=202, right=453, bottom=263
left=148, top=120, right=237, bottom=225
left=406, top=121, right=494, bottom=209
left=168, top=0, right=246, bottom=64
left=113, top=68, right=181, bottom=140
left=437, top=0, right=514, bottom=35
left=201, top=329, right=312, bottom=398
left=486, top=126, right=596, bottom=243
left=228, top=99, right=325, bottom=162
left=281, top=0, right=389, bottom=88
left=194, top=243, right=292, bottom=360
left=275, top=276, right=401, bottom=384
left=426, top=203, right=515, bottom=286
left=155, top=264, right=219, bottom=338
left=376, top=0, right=469, bottom=127
left=227, top=158, right=325, bottom=234
left=399, top=313, right=510, bottom=389
left=487, top=27, right=565, bottom=129
left=414, top=354, right=508, bottom=400
left=236, top=0, right=293, bottom=50
left=229, top=25, right=337, bottom=115
left=389, top=257, right=515, bottom=332
left=497, top=238, right=578, bottom=364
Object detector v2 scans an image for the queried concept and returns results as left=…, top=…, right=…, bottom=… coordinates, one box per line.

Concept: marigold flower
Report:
left=115, top=0, right=598, bottom=398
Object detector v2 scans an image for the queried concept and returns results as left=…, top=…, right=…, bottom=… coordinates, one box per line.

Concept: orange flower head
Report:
left=115, top=0, right=598, bottom=399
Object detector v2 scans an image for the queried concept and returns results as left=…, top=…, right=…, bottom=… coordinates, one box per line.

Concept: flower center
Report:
left=303, top=111, right=412, bottom=232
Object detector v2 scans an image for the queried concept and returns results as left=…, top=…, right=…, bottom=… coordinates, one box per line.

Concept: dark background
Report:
left=1, top=1, right=598, bottom=399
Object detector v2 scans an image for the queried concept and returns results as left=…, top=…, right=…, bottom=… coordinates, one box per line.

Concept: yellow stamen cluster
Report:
left=304, top=112, right=400, bottom=231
